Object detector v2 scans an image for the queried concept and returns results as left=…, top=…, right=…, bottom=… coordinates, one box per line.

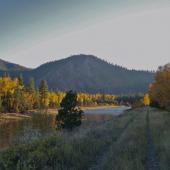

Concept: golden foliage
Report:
left=149, top=64, right=170, bottom=109
left=0, top=75, right=116, bottom=113
left=0, top=76, right=18, bottom=96
left=143, top=94, right=150, bottom=106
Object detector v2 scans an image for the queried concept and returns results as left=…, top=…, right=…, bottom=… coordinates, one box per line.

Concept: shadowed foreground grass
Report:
left=149, top=109, right=170, bottom=169
left=0, top=107, right=169, bottom=170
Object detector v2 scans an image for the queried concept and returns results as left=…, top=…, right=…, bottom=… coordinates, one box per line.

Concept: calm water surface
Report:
left=0, top=107, right=129, bottom=149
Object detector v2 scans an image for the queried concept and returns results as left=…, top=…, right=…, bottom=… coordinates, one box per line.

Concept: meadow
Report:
left=0, top=107, right=169, bottom=170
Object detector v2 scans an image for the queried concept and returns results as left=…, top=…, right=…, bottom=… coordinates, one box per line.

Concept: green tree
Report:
left=0, top=96, right=3, bottom=113
left=17, top=74, right=24, bottom=87
left=26, top=78, right=36, bottom=109
left=33, top=90, right=40, bottom=109
left=13, top=88, right=21, bottom=113
left=39, top=80, right=49, bottom=109
left=27, top=78, right=35, bottom=94
left=56, top=90, right=83, bottom=130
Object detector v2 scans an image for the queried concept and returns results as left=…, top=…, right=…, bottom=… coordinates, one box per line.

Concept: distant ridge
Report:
left=0, top=55, right=154, bottom=94
left=0, top=58, right=30, bottom=71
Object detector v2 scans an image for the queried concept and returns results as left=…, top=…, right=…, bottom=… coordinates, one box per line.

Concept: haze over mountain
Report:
left=1, top=1, right=169, bottom=70
left=0, top=55, right=154, bottom=94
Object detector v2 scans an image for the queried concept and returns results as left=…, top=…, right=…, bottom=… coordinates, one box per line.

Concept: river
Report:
left=0, top=106, right=130, bottom=150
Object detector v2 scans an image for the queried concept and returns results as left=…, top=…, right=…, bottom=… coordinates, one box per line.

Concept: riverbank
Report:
left=0, top=107, right=169, bottom=170
left=81, top=105, right=119, bottom=110
left=0, top=113, right=30, bottom=124
left=0, top=106, right=126, bottom=150
left=0, top=105, right=119, bottom=119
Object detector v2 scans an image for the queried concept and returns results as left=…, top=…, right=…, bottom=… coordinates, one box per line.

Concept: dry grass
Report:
left=149, top=108, right=170, bottom=169
left=0, top=107, right=170, bottom=170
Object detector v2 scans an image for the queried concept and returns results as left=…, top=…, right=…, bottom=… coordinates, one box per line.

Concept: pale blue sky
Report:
left=0, top=0, right=170, bottom=70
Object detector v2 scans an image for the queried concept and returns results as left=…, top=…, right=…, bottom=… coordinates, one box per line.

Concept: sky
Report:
left=0, top=0, right=170, bottom=70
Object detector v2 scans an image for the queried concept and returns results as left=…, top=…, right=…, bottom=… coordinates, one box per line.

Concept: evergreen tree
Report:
left=17, top=74, right=24, bottom=87
left=13, top=88, right=21, bottom=113
left=3, top=72, right=9, bottom=78
left=34, top=90, right=40, bottom=109
left=3, top=91, right=13, bottom=113
left=39, top=80, right=49, bottom=109
left=27, top=77, right=35, bottom=94
left=56, top=90, right=83, bottom=130
left=0, top=96, right=3, bottom=113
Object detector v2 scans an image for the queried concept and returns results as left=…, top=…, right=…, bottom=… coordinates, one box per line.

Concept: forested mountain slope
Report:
left=0, top=55, right=154, bottom=94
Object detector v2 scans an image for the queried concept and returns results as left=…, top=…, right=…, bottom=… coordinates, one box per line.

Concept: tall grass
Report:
left=100, top=108, right=147, bottom=170
left=0, top=107, right=169, bottom=170
left=149, top=109, right=170, bottom=169
left=0, top=110, right=135, bottom=170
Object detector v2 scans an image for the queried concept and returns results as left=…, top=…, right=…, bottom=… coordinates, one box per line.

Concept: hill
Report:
left=30, top=55, right=154, bottom=94
left=0, top=55, right=154, bottom=94
left=0, top=58, right=30, bottom=71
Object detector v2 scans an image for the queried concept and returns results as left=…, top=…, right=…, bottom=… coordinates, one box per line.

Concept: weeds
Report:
left=0, top=108, right=169, bottom=170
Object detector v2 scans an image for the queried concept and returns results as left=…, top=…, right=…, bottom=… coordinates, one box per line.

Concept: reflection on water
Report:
left=0, top=113, right=55, bottom=149
left=84, top=107, right=130, bottom=115
left=0, top=119, right=30, bottom=149
left=0, top=107, right=128, bottom=149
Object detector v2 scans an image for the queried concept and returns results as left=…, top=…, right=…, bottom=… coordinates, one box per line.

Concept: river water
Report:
left=0, top=106, right=130, bottom=150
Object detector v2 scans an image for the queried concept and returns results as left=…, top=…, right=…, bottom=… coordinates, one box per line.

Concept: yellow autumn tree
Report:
left=0, top=76, right=19, bottom=112
left=0, top=74, right=116, bottom=113
left=0, top=76, right=18, bottom=96
left=149, top=64, right=170, bottom=110
left=143, top=94, right=150, bottom=106
left=49, top=92, right=58, bottom=108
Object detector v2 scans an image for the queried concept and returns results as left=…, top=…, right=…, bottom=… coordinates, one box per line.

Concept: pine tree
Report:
left=27, top=77, right=35, bottom=94
left=0, top=96, right=3, bottom=113
left=13, top=88, right=19, bottom=112
left=17, top=74, right=24, bottom=87
left=39, top=80, right=49, bottom=109
left=34, top=90, right=40, bottom=109
left=56, top=91, right=83, bottom=130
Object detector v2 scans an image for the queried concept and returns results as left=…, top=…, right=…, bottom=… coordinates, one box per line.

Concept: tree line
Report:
left=149, top=64, right=170, bottom=110
left=0, top=74, right=116, bottom=113
left=115, top=93, right=144, bottom=108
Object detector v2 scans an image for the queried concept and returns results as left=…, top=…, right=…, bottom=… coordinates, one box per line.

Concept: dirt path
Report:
left=88, top=114, right=137, bottom=170
left=145, top=110, right=160, bottom=170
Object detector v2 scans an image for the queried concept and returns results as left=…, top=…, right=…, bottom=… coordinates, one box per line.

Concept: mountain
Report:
left=30, top=54, right=154, bottom=94
left=0, top=55, right=154, bottom=94
left=0, top=58, right=30, bottom=71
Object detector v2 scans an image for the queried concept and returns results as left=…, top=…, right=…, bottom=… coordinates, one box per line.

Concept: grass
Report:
left=101, top=108, right=147, bottom=170
left=149, top=108, right=170, bottom=169
left=0, top=110, right=134, bottom=170
left=0, top=107, right=170, bottom=170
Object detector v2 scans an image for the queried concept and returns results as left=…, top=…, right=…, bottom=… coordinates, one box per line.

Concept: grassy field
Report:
left=0, top=107, right=169, bottom=170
